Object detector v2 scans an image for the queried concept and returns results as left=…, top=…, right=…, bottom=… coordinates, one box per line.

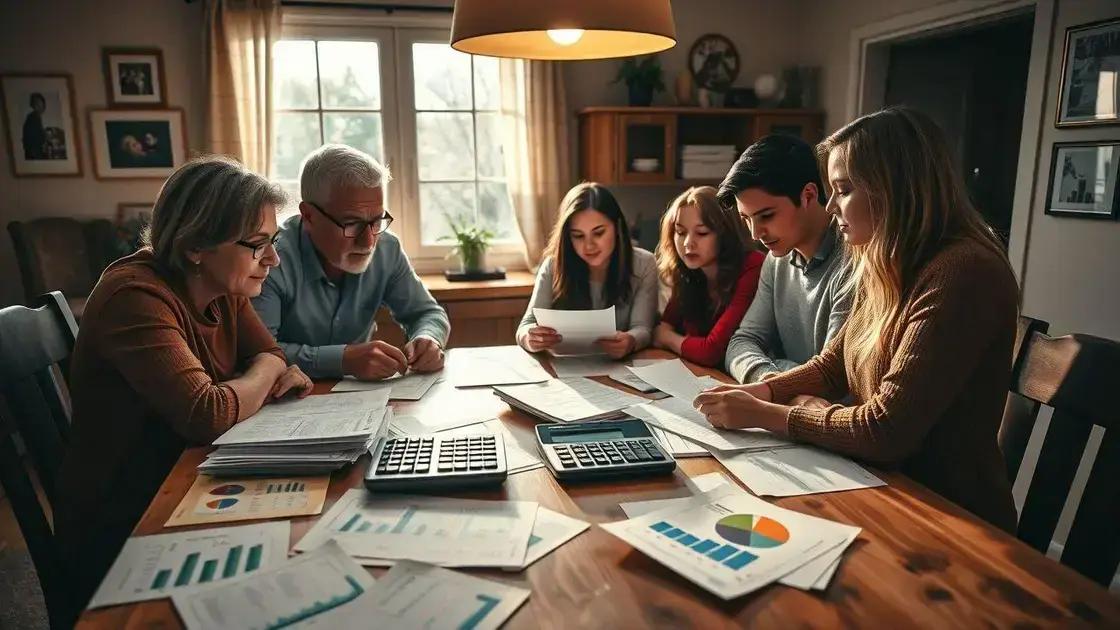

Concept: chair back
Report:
left=999, top=315, right=1050, bottom=479
left=8, top=217, right=118, bottom=312
left=0, top=291, right=78, bottom=628
left=1007, top=329, right=1120, bottom=586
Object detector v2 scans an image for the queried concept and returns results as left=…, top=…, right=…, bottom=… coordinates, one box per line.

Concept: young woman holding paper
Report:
left=693, top=107, right=1019, bottom=531
left=516, top=182, right=658, bottom=359
left=653, top=186, right=765, bottom=367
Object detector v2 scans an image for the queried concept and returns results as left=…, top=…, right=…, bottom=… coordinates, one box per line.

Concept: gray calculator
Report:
left=536, top=418, right=676, bottom=481
left=364, top=433, right=508, bottom=492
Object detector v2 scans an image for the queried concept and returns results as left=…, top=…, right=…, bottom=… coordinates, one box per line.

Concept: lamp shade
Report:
left=451, top=0, right=676, bottom=60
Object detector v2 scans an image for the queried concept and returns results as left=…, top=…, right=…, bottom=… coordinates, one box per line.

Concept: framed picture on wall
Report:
left=1045, top=141, right=1120, bottom=219
left=102, top=48, right=167, bottom=107
left=0, top=73, right=82, bottom=177
left=89, top=108, right=186, bottom=179
left=1056, top=18, right=1120, bottom=127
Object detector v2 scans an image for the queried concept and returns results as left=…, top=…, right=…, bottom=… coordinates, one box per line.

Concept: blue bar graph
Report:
left=200, top=559, right=218, bottom=583
left=175, top=552, right=200, bottom=587
left=341, top=514, right=362, bottom=532
left=664, top=527, right=685, bottom=539
left=650, top=521, right=673, bottom=533
left=358, top=522, right=372, bottom=532
left=246, top=544, right=263, bottom=572
left=708, top=544, right=738, bottom=561
left=693, top=539, right=719, bottom=553
left=461, top=594, right=501, bottom=630
left=724, top=550, right=759, bottom=570
left=676, top=534, right=700, bottom=546
left=391, top=507, right=416, bottom=534
left=647, top=521, right=760, bottom=571
left=151, top=569, right=172, bottom=590
left=223, top=545, right=243, bottom=579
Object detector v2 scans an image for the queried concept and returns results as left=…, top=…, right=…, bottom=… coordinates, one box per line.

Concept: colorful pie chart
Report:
left=206, top=498, right=239, bottom=510
left=714, top=514, right=789, bottom=548
left=209, top=484, right=246, bottom=496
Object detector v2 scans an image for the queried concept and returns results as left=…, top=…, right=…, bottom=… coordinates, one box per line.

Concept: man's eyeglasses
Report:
left=307, top=201, right=394, bottom=238
left=236, top=232, right=280, bottom=260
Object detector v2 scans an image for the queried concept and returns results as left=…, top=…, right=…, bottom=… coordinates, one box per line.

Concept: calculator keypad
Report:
left=551, top=438, right=666, bottom=469
left=374, top=435, right=498, bottom=477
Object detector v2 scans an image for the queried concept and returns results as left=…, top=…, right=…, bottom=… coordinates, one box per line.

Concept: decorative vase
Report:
left=674, top=71, right=693, bottom=105
left=459, top=247, right=486, bottom=273
left=628, top=83, right=654, bottom=106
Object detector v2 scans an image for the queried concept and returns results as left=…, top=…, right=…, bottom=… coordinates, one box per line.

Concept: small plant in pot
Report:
left=440, top=212, right=494, bottom=273
left=612, top=55, right=665, bottom=106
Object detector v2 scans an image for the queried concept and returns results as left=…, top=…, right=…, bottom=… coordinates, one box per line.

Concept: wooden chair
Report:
left=998, top=315, right=1050, bottom=479
left=0, top=291, right=78, bottom=628
left=1001, top=328, right=1120, bottom=587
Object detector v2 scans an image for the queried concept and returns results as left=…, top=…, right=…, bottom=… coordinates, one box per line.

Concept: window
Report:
left=272, top=15, right=521, bottom=267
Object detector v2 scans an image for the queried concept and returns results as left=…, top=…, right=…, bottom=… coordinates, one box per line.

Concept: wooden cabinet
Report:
left=579, top=106, right=824, bottom=185
left=372, top=271, right=535, bottom=349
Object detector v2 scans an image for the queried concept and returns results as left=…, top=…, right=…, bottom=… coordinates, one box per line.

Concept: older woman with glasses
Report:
left=56, top=155, right=313, bottom=611
left=252, top=144, right=450, bottom=381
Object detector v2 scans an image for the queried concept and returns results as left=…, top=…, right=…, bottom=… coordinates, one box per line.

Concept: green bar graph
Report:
left=175, top=552, right=200, bottom=587
left=246, top=544, right=263, bottom=572
left=223, top=545, right=243, bottom=579
left=151, top=569, right=172, bottom=590
left=341, top=514, right=361, bottom=532
left=200, top=559, right=218, bottom=583
left=358, top=522, right=372, bottom=532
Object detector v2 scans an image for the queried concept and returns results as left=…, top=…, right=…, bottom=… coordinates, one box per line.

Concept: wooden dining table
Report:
left=76, top=349, right=1120, bottom=628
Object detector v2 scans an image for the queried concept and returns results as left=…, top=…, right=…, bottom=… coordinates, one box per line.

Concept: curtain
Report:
left=204, top=0, right=281, bottom=174
left=499, top=59, right=572, bottom=268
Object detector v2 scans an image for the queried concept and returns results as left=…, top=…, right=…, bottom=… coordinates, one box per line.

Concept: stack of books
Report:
left=680, top=144, right=737, bottom=180
left=198, top=390, right=392, bottom=476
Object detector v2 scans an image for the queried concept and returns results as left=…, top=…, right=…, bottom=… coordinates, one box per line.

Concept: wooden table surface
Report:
left=76, top=350, right=1120, bottom=629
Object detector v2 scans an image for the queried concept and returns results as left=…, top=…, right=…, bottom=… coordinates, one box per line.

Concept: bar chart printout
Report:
left=87, top=522, right=290, bottom=609
left=172, top=541, right=385, bottom=630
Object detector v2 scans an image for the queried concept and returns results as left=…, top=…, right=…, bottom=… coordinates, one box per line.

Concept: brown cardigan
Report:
left=765, top=238, right=1019, bottom=532
left=55, top=250, right=283, bottom=605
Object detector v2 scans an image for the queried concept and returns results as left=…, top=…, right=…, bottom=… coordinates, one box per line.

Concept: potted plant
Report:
left=612, top=55, right=665, bottom=106
left=440, top=212, right=494, bottom=273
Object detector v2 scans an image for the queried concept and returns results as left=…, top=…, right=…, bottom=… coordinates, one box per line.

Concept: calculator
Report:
left=364, top=433, right=508, bottom=492
left=536, top=418, right=676, bottom=481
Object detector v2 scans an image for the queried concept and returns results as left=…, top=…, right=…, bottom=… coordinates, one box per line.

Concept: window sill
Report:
left=419, top=270, right=536, bottom=302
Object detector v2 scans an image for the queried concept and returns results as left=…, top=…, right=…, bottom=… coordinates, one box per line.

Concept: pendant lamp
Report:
left=450, top=0, right=677, bottom=60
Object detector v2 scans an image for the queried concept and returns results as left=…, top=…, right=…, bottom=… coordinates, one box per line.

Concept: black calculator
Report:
left=536, top=418, right=676, bottom=481
left=364, top=433, right=507, bottom=492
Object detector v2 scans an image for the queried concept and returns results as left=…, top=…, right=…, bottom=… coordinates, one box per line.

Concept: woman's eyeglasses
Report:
left=308, top=202, right=394, bottom=238
left=236, top=232, right=281, bottom=260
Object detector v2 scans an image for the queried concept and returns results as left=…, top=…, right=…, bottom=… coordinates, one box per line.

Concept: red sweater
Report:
left=662, top=251, right=765, bottom=366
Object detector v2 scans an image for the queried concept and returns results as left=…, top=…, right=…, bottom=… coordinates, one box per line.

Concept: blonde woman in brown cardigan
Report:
left=56, top=156, right=313, bottom=611
left=694, top=107, right=1019, bottom=531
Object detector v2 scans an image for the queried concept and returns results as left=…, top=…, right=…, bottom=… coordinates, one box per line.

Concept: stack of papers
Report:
left=199, top=390, right=392, bottom=476
left=714, top=446, right=885, bottom=497
left=626, top=396, right=792, bottom=452
left=532, top=306, right=616, bottom=355
left=493, top=377, right=648, bottom=423
left=331, top=371, right=442, bottom=400
left=606, top=481, right=861, bottom=598
left=549, top=356, right=668, bottom=396
left=175, top=541, right=531, bottom=630
left=296, top=489, right=588, bottom=571
left=447, top=345, right=551, bottom=388
left=680, top=144, right=737, bottom=180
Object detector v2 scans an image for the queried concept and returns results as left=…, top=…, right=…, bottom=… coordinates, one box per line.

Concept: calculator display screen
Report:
left=551, top=429, right=626, bottom=443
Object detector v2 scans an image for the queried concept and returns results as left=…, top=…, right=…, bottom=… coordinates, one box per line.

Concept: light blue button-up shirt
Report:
left=252, top=214, right=450, bottom=378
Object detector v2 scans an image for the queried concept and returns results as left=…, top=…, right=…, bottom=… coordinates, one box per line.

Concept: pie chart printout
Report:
left=714, top=514, right=790, bottom=549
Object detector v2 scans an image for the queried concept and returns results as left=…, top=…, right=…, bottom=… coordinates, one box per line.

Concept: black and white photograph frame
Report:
left=1056, top=18, right=1120, bottom=127
left=688, top=33, right=740, bottom=91
left=0, top=73, right=82, bottom=177
left=89, top=108, right=186, bottom=179
left=103, top=47, right=167, bottom=107
left=1045, top=141, right=1120, bottom=220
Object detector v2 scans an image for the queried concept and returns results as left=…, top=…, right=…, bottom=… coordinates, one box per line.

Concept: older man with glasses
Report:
left=252, top=144, right=450, bottom=380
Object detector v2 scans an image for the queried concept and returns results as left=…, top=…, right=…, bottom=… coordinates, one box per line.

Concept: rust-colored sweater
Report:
left=55, top=250, right=283, bottom=605
left=765, top=238, right=1019, bottom=531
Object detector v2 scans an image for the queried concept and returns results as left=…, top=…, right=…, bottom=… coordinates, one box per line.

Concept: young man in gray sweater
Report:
left=719, top=135, right=851, bottom=383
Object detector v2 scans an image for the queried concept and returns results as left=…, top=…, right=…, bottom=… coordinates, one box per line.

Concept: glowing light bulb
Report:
left=547, top=29, right=585, bottom=46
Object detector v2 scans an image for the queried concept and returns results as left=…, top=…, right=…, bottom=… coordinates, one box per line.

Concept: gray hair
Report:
left=299, top=144, right=392, bottom=206
left=144, top=155, right=286, bottom=274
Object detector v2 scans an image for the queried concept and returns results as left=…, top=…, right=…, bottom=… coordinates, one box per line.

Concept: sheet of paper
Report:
left=447, top=345, right=551, bottom=388
left=519, top=507, right=590, bottom=568
left=165, top=475, right=328, bottom=527
left=494, top=377, right=647, bottom=423
left=626, top=359, right=705, bottom=402
left=625, top=396, right=793, bottom=452
left=337, top=560, right=530, bottom=630
left=296, top=490, right=537, bottom=569
left=714, top=446, right=886, bottom=497
left=601, top=487, right=855, bottom=600
left=532, top=306, right=616, bottom=355
left=390, top=413, right=486, bottom=436
left=173, top=540, right=385, bottom=629
left=332, top=371, right=442, bottom=400
left=212, top=390, right=390, bottom=446
left=549, top=355, right=627, bottom=378
left=617, top=472, right=731, bottom=519
left=650, top=425, right=710, bottom=458
left=436, top=419, right=543, bottom=474
left=88, top=522, right=290, bottom=609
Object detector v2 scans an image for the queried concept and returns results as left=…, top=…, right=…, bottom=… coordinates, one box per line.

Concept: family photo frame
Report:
left=1045, top=141, right=1120, bottom=220
left=0, top=73, right=82, bottom=177
left=102, top=47, right=167, bottom=107
left=1056, top=17, right=1120, bottom=127
left=89, top=107, right=186, bottom=179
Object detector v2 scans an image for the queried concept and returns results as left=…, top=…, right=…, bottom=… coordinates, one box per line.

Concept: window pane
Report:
left=478, top=181, right=517, bottom=240
left=324, top=113, right=383, bottom=163
left=420, top=182, right=476, bottom=245
left=274, top=40, right=319, bottom=109
left=318, top=41, right=380, bottom=110
left=413, top=43, right=472, bottom=110
left=273, top=112, right=321, bottom=180
left=473, top=55, right=500, bottom=110
left=417, top=112, right=475, bottom=180
left=475, top=113, right=504, bottom=179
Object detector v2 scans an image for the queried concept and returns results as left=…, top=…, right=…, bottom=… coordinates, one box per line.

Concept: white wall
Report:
left=0, top=0, right=205, bottom=308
